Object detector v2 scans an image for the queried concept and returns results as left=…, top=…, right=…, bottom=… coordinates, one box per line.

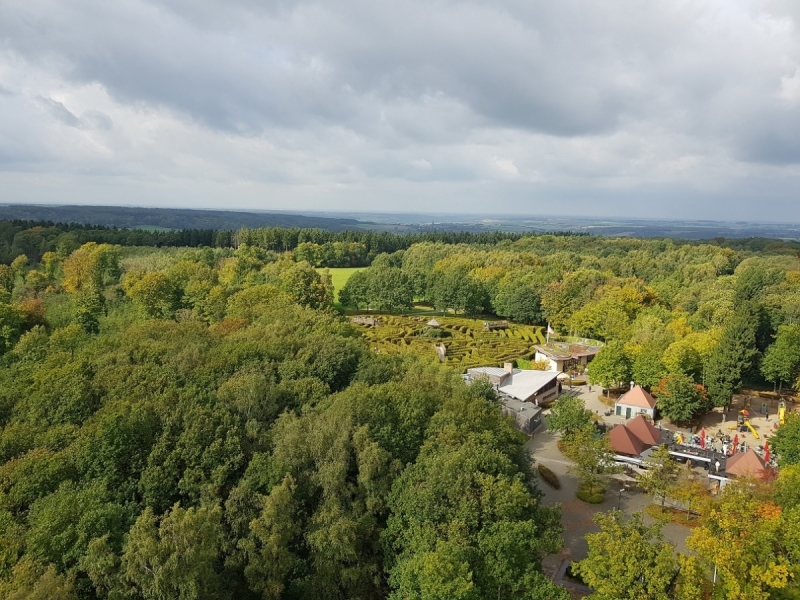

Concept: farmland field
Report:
left=352, top=314, right=546, bottom=371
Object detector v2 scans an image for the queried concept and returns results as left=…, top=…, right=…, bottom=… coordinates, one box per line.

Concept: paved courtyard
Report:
left=529, top=384, right=695, bottom=581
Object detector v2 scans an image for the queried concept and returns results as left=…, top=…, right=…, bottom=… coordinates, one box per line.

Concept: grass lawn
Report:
left=318, top=267, right=366, bottom=301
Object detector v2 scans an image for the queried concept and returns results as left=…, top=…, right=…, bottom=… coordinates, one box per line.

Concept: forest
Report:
left=2, top=228, right=800, bottom=598
left=0, top=240, right=568, bottom=599
left=339, top=235, right=800, bottom=419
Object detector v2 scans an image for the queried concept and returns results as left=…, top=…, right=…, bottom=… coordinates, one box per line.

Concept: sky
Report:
left=1, top=1, right=800, bottom=221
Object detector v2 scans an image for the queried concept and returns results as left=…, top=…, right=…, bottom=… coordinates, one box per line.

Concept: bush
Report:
left=537, top=463, right=561, bottom=490
left=421, top=329, right=451, bottom=339
left=576, top=482, right=605, bottom=504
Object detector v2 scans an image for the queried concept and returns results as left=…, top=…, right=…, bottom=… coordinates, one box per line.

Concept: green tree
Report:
left=127, top=271, right=179, bottom=319
left=26, top=481, right=125, bottom=570
left=367, top=266, right=414, bottom=312
left=0, top=301, right=25, bottom=354
left=541, top=269, right=606, bottom=332
left=632, top=346, right=667, bottom=389
left=493, top=271, right=547, bottom=324
left=561, top=425, right=618, bottom=497
left=547, top=396, right=592, bottom=437
left=652, top=374, right=708, bottom=424
left=338, top=269, right=369, bottom=308
left=588, top=341, right=631, bottom=394
left=705, top=303, right=760, bottom=407
left=638, top=444, right=680, bottom=511
left=762, top=325, right=800, bottom=392
left=241, top=475, right=300, bottom=600
left=0, top=264, right=14, bottom=293
left=62, top=242, right=119, bottom=333
left=121, top=503, right=226, bottom=600
left=73, top=287, right=104, bottom=334
left=772, top=412, right=800, bottom=466
left=573, top=512, right=678, bottom=600
left=385, top=394, right=563, bottom=600
left=278, top=261, right=333, bottom=309
left=661, top=338, right=702, bottom=380
left=430, top=270, right=487, bottom=315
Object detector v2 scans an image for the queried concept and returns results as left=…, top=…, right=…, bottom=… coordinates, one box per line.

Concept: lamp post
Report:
left=617, top=488, right=626, bottom=511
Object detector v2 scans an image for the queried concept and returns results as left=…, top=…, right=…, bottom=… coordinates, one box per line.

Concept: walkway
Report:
left=527, top=419, right=692, bottom=579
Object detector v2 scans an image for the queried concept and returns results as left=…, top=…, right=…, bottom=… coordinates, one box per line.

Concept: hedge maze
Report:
left=355, top=315, right=546, bottom=371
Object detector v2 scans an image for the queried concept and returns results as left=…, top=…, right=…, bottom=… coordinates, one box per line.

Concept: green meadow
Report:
left=318, top=267, right=366, bottom=298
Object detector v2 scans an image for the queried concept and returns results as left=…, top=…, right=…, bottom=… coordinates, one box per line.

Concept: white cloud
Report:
left=494, top=157, right=519, bottom=177
left=780, top=68, right=800, bottom=104
left=0, top=0, right=799, bottom=219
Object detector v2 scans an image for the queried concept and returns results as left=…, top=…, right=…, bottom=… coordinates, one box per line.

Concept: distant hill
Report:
left=0, top=205, right=366, bottom=231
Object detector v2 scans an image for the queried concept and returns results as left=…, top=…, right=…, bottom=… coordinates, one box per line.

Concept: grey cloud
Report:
left=0, top=1, right=658, bottom=137
left=37, top=97, right=113, bottom=131
left=81, top=110, right=113, bottom=130
left=38, top=97, right=82, bottom=127
left=0, top=0, right=800, bottom=219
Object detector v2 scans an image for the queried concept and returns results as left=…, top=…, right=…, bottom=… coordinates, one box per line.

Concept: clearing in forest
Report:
left=317, top=267, right=366, bottom=296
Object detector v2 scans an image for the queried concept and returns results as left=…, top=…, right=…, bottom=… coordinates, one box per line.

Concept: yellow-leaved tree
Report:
left=686, top=480, right=790, bottom=600
left=61, top=243, right=119, bottom=332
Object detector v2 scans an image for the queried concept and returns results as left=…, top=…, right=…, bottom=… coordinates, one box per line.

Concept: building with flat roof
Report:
left=466, top=364, right=560, bottom=405
left=533, top=341, right=602, bottom=372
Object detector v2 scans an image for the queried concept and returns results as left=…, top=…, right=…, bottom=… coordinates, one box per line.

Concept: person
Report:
left=715, top=460, right=721, bottom=473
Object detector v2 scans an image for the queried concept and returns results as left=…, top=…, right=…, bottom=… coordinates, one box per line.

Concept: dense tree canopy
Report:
left=0, top=242, right=569, bottom=599
left=2, top=227, right=800, bottom=598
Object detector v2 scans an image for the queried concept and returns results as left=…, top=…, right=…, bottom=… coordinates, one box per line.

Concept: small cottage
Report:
left=615, top=385, right=657, bottom=419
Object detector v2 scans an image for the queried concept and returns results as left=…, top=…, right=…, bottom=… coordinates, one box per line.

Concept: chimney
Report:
left=504, top=362, right=514, bottom=374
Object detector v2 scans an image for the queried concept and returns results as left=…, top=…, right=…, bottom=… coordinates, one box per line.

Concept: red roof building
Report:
left=615, top=385, right=657, bottom=419
left=609, top=424, right=650, bottom=456
left=725, top=449, right=768, bottom=479
left=626, top=415, right=661, bottom=446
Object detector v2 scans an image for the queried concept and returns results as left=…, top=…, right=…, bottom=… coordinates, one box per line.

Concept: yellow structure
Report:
left=779, top=400, right=787, bottom=426
left=728, top=410, right=760, bottom=439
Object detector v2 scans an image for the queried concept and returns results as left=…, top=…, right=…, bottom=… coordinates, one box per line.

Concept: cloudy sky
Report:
left=1, top=0, right=800, bottom=220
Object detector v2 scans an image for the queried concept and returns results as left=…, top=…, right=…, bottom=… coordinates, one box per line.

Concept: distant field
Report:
left=318, top=267, right=366, bottom=299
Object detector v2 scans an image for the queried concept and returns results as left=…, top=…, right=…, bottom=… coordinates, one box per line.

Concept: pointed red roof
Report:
left=609, top=424, right=648, bottom=456
left=626, top=415, right=661, bottom=445
left=725, top=449, right=767, bottom=478
left=617, top=385, right=657, bottom=409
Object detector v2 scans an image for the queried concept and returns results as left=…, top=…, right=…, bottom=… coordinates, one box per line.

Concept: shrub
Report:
left=537, top=464, right=561, bottom=490
left=576, top=482, right=605, bottom=504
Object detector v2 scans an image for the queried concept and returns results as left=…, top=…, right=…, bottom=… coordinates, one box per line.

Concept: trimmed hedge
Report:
left=537, top=463, right=561, bottom=490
